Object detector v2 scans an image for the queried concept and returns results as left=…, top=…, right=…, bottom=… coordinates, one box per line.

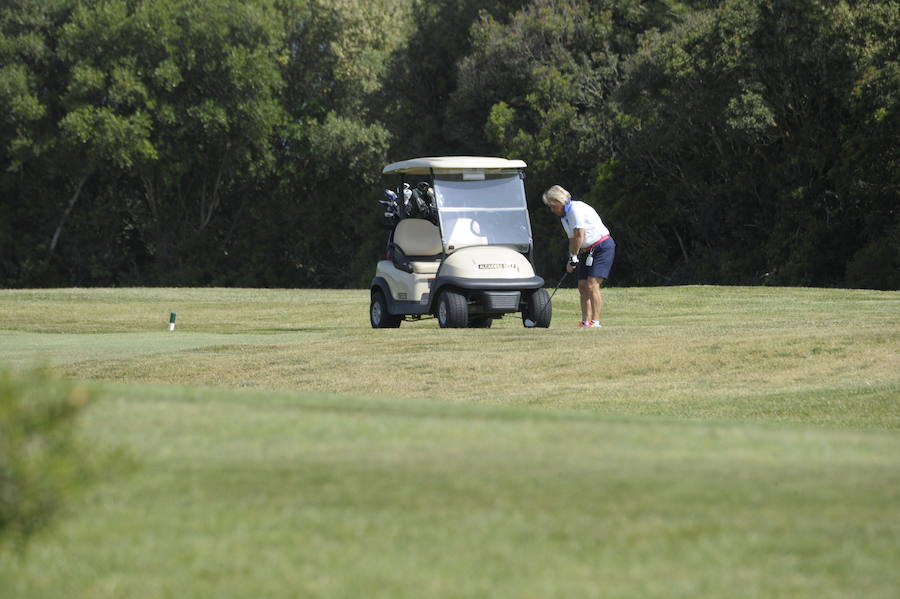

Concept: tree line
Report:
left=1, top=0, right=897, bottom=289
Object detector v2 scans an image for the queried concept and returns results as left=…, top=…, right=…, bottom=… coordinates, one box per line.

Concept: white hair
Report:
left=542, top=185, right=571, bottom=207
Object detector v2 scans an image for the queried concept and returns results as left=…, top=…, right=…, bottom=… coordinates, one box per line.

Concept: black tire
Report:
left=370, top=290, right=401, bottom=328
left=436, top=289, right=468, bottom=328
left=522, top=288, right=552, bottom=328
left=468, top=315, right=493, bottom=328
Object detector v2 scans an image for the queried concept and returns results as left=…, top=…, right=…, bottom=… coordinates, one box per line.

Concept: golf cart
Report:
left=370, top=156, right=552, bottom=328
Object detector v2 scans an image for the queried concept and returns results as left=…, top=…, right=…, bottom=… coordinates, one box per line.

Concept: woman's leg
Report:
left=578, top=279, right=591, bottom=323
left=586, top=276, right=604, bottom=322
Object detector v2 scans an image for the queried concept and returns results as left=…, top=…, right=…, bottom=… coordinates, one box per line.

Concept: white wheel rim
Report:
left=372, top=300, right=382, bottom=324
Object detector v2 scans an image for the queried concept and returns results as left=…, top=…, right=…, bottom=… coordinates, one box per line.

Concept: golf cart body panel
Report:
left=435, top=245, right=535, bottom=281
left=375, top=259, right=435, bottom=304
left=371, top=275, right=432, bottom=316
left=371, top=156, right=549, bottom=328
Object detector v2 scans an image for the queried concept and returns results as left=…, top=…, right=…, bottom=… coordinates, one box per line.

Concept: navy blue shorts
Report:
left=577, top=237, right=615, bottom=280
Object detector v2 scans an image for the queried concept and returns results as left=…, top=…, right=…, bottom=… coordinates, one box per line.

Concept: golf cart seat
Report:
left=390, top=218, right=443, bottom=275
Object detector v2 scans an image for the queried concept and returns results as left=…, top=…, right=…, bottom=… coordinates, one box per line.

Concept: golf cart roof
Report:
left=383, top=156, right=527, bottom=175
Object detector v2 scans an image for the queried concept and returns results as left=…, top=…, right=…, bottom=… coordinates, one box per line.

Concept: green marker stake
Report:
left=168, top=312, right=177, bottom=332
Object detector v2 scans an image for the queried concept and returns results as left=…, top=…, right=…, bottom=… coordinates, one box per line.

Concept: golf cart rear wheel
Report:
left=370, top=290, right=401, bottom=328
left=437, top=289, right=468, bottom=328
left=522, top=288, right=552, bottom=328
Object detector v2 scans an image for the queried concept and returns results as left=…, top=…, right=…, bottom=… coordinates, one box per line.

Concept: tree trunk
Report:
left=49, top=174, right=89, bottom=255
left=673, top=227, right=689, bottom=264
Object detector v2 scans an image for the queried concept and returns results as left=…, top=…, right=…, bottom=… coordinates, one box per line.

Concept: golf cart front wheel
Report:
left=370, top=290, right=401, bottom=328
left=522, top=288, right=552, bottom=328
left=436, top=289, right=468, bottom=328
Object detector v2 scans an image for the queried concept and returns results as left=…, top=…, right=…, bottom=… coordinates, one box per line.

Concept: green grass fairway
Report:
left=1, top=286, right=899, bottom=598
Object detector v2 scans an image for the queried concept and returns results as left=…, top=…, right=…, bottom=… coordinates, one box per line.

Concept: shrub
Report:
left=845, top=236, right=900, bottom=290
left=0, top=369, right=94, bottom=549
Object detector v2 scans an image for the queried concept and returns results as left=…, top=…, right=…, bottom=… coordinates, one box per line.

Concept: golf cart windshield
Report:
left=433, top=175, right=532, bottom=252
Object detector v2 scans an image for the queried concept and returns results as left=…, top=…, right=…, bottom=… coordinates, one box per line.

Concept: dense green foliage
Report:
left=1, top=0, right=897, bottom=288
left=0, top=369, right=92, bottom=548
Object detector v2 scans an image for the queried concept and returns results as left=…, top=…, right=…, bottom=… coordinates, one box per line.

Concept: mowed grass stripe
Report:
left=3, top=384, right=899, bottom=599
left=1, top=286, right=897, bottom=333
left=0, top=286, right=897, bottom=427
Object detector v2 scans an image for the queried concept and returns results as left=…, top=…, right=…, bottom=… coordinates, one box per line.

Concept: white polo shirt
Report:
left=560, top=200, right=609, bottom=249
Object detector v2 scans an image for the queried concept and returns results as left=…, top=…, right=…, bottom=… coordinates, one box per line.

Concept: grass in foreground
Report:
left=2, top=384, right=899, bottom=599
left=0, top=286, right=898, bottom=597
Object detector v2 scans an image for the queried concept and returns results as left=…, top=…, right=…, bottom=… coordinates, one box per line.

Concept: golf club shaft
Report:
left=549, top=271, right=568, bottom=300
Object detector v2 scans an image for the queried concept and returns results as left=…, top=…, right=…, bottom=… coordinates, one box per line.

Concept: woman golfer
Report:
left=542, top=185, right=615, bottom=328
